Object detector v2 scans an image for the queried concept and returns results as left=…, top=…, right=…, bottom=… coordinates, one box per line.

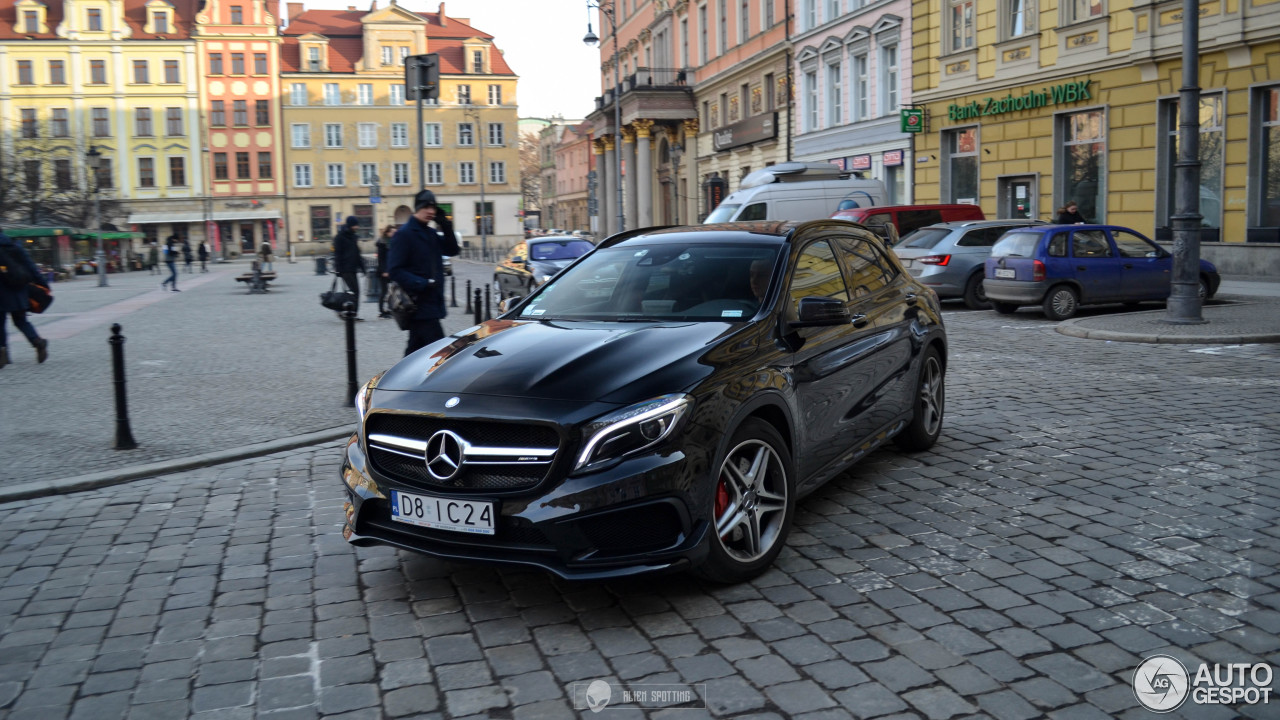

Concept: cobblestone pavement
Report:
left=0, top=306, right=1278, bottom=719
left=0, top=258, right=496, bottom=486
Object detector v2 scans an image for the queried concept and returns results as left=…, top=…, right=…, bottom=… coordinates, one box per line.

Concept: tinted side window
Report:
left=738, top=202, right=768, bottom=221
left=1112, top=229, right=1162, bottom=258
left=789, top=241, right=849, bottom=313
left=1071, top=230, right=1112, bottom=258
left=1048, top=232, right=1068, bottom=257
left=956, top=228, right=996, bottom=247
left=842, top=238, right=898, bottom=297
left=898, top=210, right=944, bottom=235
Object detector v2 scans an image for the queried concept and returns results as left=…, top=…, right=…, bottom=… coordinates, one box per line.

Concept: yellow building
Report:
left=280, top=2, right=520, bottom=257
left=1, top=0, right=203, bottom=254
left=911, top=0, right=1280, bottom=274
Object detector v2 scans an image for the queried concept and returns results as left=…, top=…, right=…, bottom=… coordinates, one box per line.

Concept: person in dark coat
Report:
left=198, top=241, right=210, bottom=272
left=0, top=231, right=49, bottom=368
left=181, top=240, right=194, bottom=273
left=162, top=235, right=180, bottom=291
left=148, top=242, right=160, bottom=274
left=375, top=225, right=395, bottom=318
left=332, top=216, right=366, bottom=319
left=388, top=190, right=460, bottom=355
left=1054, top=202, right=1087, bottom=224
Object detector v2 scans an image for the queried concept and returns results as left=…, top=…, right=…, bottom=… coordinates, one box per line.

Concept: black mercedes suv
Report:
left=340, top=220, right=947, bottom=582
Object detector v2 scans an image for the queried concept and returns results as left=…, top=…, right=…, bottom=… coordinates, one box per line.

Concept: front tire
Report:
left=695, top=418, right=795, bottom=584
left=896, top=347, right=944, bottom=451
left=962, top=273, right=990, bottom=310
left=992, top=301, right=1019, bottom=315
left=1042, top=285, right=1079, bottom=320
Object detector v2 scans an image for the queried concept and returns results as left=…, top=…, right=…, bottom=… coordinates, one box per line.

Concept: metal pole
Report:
left=109, top=324, right=137, bottom=449
left=450, top=275, right=457, bottom=308
left=465, top=279, right=473, bottom=314
left=343, top=301, right=358, bottom=406
left=417, top=96, right=426, bottom=191
left=1166, top=0, right=1205, bottom=324
left=611, top=10, right=625, bottom=232
left=484, top=283, right=491, bottom=321
left=95, top=190, right=107, bottom=287
left=473, top=288, right=482, bottom=324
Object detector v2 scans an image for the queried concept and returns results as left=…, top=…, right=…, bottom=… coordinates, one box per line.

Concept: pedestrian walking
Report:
left=376, top=225, right=395, bottom=318
left=198, top=241, right=209, bottom=272
left=182, top=240, right=194, bottom=273
left=259, top=241, right=274, bottom=272
left=0, top=230, right=50, bottom=368
left=332, top=216, right=366, bottom=320
left=388, top=190, right=460, bottom=355
left=1054, top=201, right=1087, bottom=224
left=161, top=235, right=180, bottom=291
left=147, top=242, right=160, bottom=275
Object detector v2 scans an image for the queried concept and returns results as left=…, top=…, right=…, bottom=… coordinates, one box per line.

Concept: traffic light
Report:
left=405, top=54, right=439, bottom=101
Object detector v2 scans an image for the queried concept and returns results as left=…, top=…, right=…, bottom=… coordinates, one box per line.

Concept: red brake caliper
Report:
left=714, top=478, right=729, bottom=534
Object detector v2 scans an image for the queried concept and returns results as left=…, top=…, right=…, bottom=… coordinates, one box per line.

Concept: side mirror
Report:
left=791, top=297, right=850, bottom=327
left=497, top=295, right=523, bottom=314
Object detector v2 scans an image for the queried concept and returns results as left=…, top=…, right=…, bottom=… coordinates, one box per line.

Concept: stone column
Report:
left=621, top=126, right=637, bottom=233
left=633, top=119, right=654, bottom=228
left=592, top=139, right=606, bottom=236
left=683, top=118, right=700, bottom=225
left=602, top=135, right=617, bottom=237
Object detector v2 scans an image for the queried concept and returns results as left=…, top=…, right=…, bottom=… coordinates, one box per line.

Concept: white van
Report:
left=703, top=162, right=887, bottom=224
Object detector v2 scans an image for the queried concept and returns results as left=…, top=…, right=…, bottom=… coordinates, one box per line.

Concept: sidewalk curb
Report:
left=1, top=426, right=353, bottom=504
left=1056, top=304, right=1280, bottom=344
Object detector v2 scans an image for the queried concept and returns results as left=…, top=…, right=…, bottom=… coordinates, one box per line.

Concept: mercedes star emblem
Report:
left=424, top=430, right=465, bottom=481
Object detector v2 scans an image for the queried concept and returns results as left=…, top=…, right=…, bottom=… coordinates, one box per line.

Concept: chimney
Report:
left=287, top=2, right=303, bottom=21
left=438, top=2, right=446, bottom=26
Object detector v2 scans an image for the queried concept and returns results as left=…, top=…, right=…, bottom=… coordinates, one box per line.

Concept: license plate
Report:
left=390, top=490, right=495, bottom=535
left=899, top=259, right=913, bottom=268
left=994, top=268, right=1016, bottom=279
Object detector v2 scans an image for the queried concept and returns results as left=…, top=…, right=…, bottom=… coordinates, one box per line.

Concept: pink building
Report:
left=554, top=122, right=594, bottom=233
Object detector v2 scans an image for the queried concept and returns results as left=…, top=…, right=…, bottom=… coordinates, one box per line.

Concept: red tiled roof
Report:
left=0, top=0, right=197, bottom=40
left=282, top=8, right=365, bottom=36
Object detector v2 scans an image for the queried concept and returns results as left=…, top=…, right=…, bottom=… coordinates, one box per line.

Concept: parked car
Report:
left=893, top=219, right=1047, bottom=309
left=341, top=220, right=947, bottom=582
left=983, top=224, right=1221, bottom=320
left=832, top=203, right=986, bottom=241
left=704, top=162, right=888, bottom=223
left=493, top=236, right=594, bottom=298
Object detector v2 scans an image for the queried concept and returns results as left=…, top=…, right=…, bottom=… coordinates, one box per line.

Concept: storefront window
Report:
left=1163, top=93, right=1223, bottom=230
left=310, top=206, right=332, bottom=242
left=1261, top=88, right=1280, bottom=227
left=944, top=127, right=978, bottom=204
left=1060, top=110, right=1105, bottom=223
left=352, top=205, right=374, bottom=240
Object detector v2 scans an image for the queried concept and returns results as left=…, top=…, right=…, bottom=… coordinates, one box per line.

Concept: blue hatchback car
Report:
left=983, top=224, right=1221, bottom=320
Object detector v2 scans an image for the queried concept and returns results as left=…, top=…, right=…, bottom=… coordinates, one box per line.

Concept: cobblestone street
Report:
left=1, top=304, right=1277, bottom=719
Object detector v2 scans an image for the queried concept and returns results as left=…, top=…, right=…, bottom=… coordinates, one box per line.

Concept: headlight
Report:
left=574, top=394, right=691, bottom=473
left=355, top=371, right=385, bottom=424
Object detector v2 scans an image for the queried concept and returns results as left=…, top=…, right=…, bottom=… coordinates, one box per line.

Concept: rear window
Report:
left=898, top=210, right=944, bottom=235
left=530, top=240, right=594, bottom=260
left=990, top=232, right=1042, bottom=258
left=898, top=227, right=951, bottom=250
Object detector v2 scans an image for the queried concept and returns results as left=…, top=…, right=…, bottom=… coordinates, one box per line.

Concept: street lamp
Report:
left=584, top=0, right=625, bottom=234
left=85, top=145, right=107, bottom=287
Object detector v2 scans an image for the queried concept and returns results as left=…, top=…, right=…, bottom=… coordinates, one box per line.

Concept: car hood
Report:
left=377, top=318, right=740, bottom=404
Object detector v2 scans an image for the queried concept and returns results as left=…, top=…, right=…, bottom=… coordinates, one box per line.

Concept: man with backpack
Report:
left=332, top=216, right=366, bottom=320
left=0, top=229, right=49, bottom=368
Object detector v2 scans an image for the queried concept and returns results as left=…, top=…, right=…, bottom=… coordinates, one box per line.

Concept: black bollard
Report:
left=450, top=275, right=457, bottom=308
left=343, top=302, right=358, bottom=406
left=473, top=288, right=482, bottom=324
left=484, top=284, right=492, bottom=321
left=109, top=324, right=138, bottom=450
left=464, top=279, right=473, bottom=314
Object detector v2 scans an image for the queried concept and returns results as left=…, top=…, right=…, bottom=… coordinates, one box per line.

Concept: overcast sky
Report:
left=303, top=0, right=602, bottom=120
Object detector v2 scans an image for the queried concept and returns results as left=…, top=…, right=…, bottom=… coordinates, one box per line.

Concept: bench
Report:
left=235, top=270, right=277, bottom=293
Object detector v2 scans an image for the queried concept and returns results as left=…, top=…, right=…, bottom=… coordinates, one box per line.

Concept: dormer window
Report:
left=87, top=8, right=102, bottom=31
left=23, top=10, right=38, bottom=33
left=307, top=47, right=321, bottom=71
left=230, top=5, right=242, bottom=24
left=153, top=11, right=168, bottom=33
left=472, top=49, right=483, bottom=73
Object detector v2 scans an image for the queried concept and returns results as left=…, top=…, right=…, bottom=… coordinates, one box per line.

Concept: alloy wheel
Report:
left=1051, top=289, right=1076, bottom=317
left=714, top=439, right=789, bottom=563
left=918, top=355, right=944, bottom=437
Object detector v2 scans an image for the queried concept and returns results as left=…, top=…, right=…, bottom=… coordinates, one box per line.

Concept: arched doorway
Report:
left=394, top=205, right=412, bottom=224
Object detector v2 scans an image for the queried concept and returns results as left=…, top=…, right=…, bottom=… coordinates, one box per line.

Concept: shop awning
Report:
left=127, top=210, right=283, bottom=224
left=72, top=232, right=145, bottom=241
left=2, top=225, right=74, bottom=237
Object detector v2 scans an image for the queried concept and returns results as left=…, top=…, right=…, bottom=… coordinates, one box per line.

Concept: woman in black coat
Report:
left=0, top=231, right=49, bottom=367
left=1054, top=202, right=1087, bottom=224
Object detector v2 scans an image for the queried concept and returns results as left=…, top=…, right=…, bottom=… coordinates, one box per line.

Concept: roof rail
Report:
left=739, top=161, right=850, bottom=190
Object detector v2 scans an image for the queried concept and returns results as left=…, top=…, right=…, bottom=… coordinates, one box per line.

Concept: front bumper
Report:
left=982, top=278, right=1049, bottom=305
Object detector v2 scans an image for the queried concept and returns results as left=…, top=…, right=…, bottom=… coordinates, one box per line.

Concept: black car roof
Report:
left=600, top=221, right=798, bottom=249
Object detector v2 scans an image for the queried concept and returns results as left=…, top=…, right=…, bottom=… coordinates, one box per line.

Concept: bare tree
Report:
left=0, top=130, right=122, bottom=229
left=520, top=132, right=542, bottom=218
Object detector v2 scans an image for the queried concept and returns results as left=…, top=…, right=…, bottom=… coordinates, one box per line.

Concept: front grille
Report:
left=369, top=415, right=559, bottom=448
left=576, top=503, right=683, bottom=555
left=369, top=448, right=547, bottom=491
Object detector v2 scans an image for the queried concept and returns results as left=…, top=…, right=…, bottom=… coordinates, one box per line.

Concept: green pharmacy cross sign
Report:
left=900, top=108, right=924, bottom=133
left=948, top=80, right=1092, bottom=122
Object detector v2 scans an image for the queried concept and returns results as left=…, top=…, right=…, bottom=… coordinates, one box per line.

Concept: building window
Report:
left=458, top=123, right=474, bottom=146
left=291, top=83, right=307, bottom=105
left=472, top=49, right=483, bottom=73
left=391, top=122, right=408, bottom=147
left=324, top=83, right=340, bottom=105
left=357, top=163, right=376, bottom=187
left=458, top=84, right=471, bottom=105
left=390, top=84, right=404, bottom=105
left=880, top=45, right=898, bottom=113
left=948, top=0, right=974, bottom=53
left=698, top=5, right=708, bottom=63
left=166, top=107, right=183, bottom=135
left=357, top=83, right=373, bottom=106
left=1259, top=87, right=1280, bottom=227
left=717, top=0, right=727, bottom=52
left=89, top=59, right=106, bottom=84
left=827, top=0, right=840, bottom=22
left=459, top=161, right=475, bottom=184
left=803, top=71, right=817, bottom=132
left=381, top=46, right=394, bottom=65
left=294, top=164, right=313, bottom=188
left=230, top=5, right=242, bottom=23
left=95, top=159, right=113, bottom=189
left=400, top=46, right=409, bottom=64
left=209, top=53, right=223, bottom=75
left=489, top=161, right=506, bottom=184
left=136, top=108, right=153, bottom=136
left=475, top=201, right=493, bottom=235
left=214, top=152, right=228, bottom=180
left=1058, top=109, right=1106, bottom=223
left=23, top=160, right=39, bottom=191
left=233, top=100, right=248, bottom=126
left=740, top=0, right=749, bottom=41
left=307, top=47, right=321, bottom=71
left=133, top=59, right=149, bottom=84
left=20, top=109, right=37, bottom=138
left=423, top=123, right=442, bottom=147
left=325, top=123, right=343, bottom=148
left=1064, top=0, right=1104, bottom=25
left=1002, top=0, right=1034, bottom=39
left=231, top=53, right=245, bottom=75
left=853, top=54, right=869, bottom=121
left=944, top=127, right=979, bottom=204
left=681, top=18, right=689, bottom=67
left=255, top=100, right=269, bottom=126
left=326, top=163, right=345, bottom=187
left=235, top=152, right=250, bottom=179
left=358, top=123, right=377, bottom=148
left=169, top=156, right=186, bottom=186
left=138, top=158, right=155, bottom=188
left=53, top=159, right=74, bottom=190
left=802, top=0, right=815, bottom=31
left=87, top=8, right=102, bottom=30
left=258, top=153, right=272, bottom=179
left=825, top=62, right=842, bottom=126
left=154, top=11, right=168, bottom=33
left=1162, top=94, right=1223, bottom=231
left=489, top=84, right=502, bottom=105
left=49, top=60, right=66, bottom=85
left=16, top=60, right=34, bottom=85
left=50, top=108, right=69, bottom=137
left=487, top=123, right=504, bottom=146
left=764, top=72, right=775, bottom=109
left=164, top=59, right=179, bottom=83
left=391, top=162, right=410, bottom=185
left=23, top=9, right=38, bottom=32
left=253, top=53, right=267, bottom=75
left=92, top=108, right=110, bottom=136
left=426, top=162, right=443, bottom=184
left=211, top=100, right=226, bottom=127
left=310, top=205, right=332, bottom=240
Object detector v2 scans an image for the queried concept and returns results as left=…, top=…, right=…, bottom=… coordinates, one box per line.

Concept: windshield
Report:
left=517, top=243, right=780, bottom=322
left=704, top=204, right=742, bottom=223
left=529, top=240, right=594, bottom=261
left=899, top=227, right=951, bottom=250
left=991, top=232, right=1042, bottom=258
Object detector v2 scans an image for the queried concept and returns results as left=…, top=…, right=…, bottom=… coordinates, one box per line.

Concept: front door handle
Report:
left=851, top=314, right=869, bottom=328
left=1076, top=266, right=1087, bottom=271
left=1123, top=263, right=1134, bottom=269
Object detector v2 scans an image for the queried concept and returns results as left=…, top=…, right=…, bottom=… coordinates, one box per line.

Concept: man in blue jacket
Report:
left=0, top=230, right=49, bottom=368
left=388, top=190, right=460, bottom=356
